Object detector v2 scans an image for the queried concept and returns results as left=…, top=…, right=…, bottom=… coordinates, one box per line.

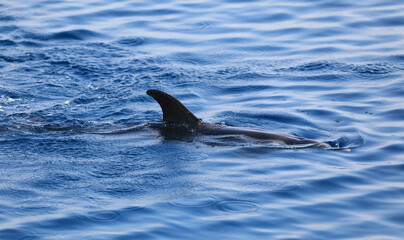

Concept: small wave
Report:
left=305, top=27, right=346, bottom=39
left=378, top=109, right=404, bottom=121
left=87, top=168, right=124, bottom=178
left=261, top=27, right=304, bottom=36
left=19, top=41, right=44, bottom=47
left=216, top=84, right=272, bottom=95
left=171, top=21, right=213, bottom=32
left=318, top=1, right=355, bottom=9
left=348, top=16, right=404, bottom=28
left=31, top=213, right=90, bottom=230
left=0, top=25, right=18, bottom=33
left=380, top=143, right=404, bottom=154
left=169, top=195, right=218, bottom=208
left=389, top=54, right=404, bottom=62
left=0, top=52, right=50, bottom=63
left=81, top=210, right=121, bottom=222
left=377, top=16, right=404, bottom=27
left=206, top=36, right=254, bottom=44
left=116, top=37, right=148, bottom=47
left=0, top=228, right=38, bottom=240
left=284, top=61, right=396, bottom=78
left=272, top=181, right=305, bottom=192
left=24, top=29, right=103, bottom=41
left=241, top=12, right=293, bottom=23
left=227, top=72, right=271, bottom=80
left=305, top=15, right=342, bottom=23
left=284, top=61, right=348, bottom=72
left=238, top=45, right=286, bottom=52
left=221, top=111, right=318, bottom=129
left=0, top=39, right=16, bottom=46
left=353, top=63, right=393, bottom=75
left=307, top=47, right=341, bottom=54
left=96, top=8, right=181, bottom=17
left=307, top=177, right=348, bottom=193
left=212, top=199, right=261, bottom=213
left=0, top=14, right=16, bottom=21
left=170, top=52, right=212, bottom=65
left=52, top=29, right=103, bottom=40
left=0, top=188, right=39, bottom=199
left=320, top=92, right=369, bottom=102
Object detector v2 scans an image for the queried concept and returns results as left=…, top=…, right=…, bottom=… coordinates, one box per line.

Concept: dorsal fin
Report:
left=147, top=89, right=201, bottom=125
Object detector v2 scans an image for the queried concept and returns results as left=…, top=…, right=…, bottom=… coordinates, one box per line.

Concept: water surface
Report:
left=1, top=0, right=404, bottom=239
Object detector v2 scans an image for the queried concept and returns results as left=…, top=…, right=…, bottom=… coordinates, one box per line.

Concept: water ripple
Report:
left=1, top=0, right=404, bottom=239
left=22, top=29, right=104, bottom=41
left=213, top=200, right=261, bottom=213
left=81, top=210, right=121, bottom=222
left=116, top=37, right=148, bottom=47
left=169, top=195, right=218, bottom=208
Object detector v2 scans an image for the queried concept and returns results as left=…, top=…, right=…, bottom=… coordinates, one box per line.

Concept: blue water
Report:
left=1, top=0, right=404, bottom=239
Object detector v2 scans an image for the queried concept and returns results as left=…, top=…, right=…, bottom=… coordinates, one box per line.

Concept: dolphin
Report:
left=146, top=89, right=336, bottom=149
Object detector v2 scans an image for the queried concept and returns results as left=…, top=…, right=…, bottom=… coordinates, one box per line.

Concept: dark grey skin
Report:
left=146, top=89, right=332, bottom=148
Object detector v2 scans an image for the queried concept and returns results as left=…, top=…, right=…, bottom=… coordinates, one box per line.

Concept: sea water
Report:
left=0, top=0, right=403, bottom=239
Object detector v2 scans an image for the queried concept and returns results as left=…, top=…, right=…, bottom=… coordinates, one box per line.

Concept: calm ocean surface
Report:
left=1, top=0, right=404, bottom=239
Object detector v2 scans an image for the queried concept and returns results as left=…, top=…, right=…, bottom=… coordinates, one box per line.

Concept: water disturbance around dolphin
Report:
left=146, top=89, right=348, bottom=150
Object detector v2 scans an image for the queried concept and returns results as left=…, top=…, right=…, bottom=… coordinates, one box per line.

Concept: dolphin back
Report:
left=146, top=89, right=201, bottom=125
